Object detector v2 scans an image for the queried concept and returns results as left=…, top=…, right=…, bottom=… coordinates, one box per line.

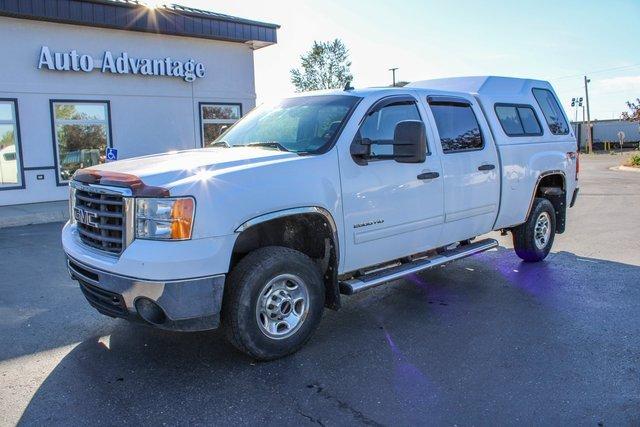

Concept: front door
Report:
left=426, top=96, right=500, bottom=243
left=339, top=95, right=445, bottom=273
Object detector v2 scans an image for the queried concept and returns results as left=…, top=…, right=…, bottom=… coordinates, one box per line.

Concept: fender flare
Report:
left=524, top=170, right=566, bottom=220
left=234, top=206, right=342, bottom=310
left=235, top=206, right=340, bottom=266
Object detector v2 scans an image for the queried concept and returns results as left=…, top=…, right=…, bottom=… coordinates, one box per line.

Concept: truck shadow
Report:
left=14, top=246, right=640, bottom=425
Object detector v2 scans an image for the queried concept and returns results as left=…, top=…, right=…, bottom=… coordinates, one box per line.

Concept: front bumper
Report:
left=67, top=256, right=225, bottom=331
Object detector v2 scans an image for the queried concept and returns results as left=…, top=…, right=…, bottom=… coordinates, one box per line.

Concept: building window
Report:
left=200, top=103, right=242, bottom=147
left=430, top=103, right=483, bottom=153
left=0, top=100, right=23, bottom=189
left=532, top=88, right=569, bottom=135
left=51, top=101, right=111, bottom=183
left=495, top=104, right=542, bottom=136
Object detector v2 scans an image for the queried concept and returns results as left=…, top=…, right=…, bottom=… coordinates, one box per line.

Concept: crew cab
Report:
left=62, top=76, right=579, bottom=360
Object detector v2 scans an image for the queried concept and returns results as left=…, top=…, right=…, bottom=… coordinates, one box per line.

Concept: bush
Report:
left=627, top=154, right=640, bottom=167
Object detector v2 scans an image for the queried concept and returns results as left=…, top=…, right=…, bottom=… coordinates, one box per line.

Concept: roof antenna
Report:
left=344, top=81, right=354, bottom=91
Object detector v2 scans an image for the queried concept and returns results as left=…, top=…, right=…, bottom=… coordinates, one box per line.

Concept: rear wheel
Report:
left=222, top=246, right=324, bottom=360
left=512, top=198, right=556, bottom=262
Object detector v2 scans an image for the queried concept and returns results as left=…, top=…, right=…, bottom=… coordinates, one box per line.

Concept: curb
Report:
left=610, top=166, right=640, bottom=173
left=0, top=203, right=69, bottom=229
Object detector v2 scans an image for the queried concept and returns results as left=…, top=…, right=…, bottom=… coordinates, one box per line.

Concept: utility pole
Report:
left=389, top=67, right=398, bottom=87
left=584, top=76, right=592, bottom=154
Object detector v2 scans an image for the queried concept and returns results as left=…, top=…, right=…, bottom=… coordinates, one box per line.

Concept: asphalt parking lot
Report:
left=1, top=154, right=639, bottom=426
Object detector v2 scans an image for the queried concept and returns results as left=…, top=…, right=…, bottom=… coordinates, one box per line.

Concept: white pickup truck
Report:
left=62, top=76, right=579, bottom=360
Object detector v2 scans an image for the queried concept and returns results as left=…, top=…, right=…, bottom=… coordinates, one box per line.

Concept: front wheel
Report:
left=222, top=246, right=325, bottom=360
left=512, top=198, right=556, bottom=262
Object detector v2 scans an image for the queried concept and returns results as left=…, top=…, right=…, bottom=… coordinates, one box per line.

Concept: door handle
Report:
left=417, top=172, right=440, bottom=180
left=478, top=164, right=495, bottom=171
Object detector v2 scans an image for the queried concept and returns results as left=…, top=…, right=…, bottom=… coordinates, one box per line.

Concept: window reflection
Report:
left=532, top=88, right=569, bottom=135
left=495, top=104, right=542, bottom=136
left=201, top=104, right=242, bottom=146
left=0, top=101, right=21, bottom=187
left=430, top=103, right=483, bottom=153
left=53, top=102, right=110, bottom=182
left=360, top=103, right=421, bottom=157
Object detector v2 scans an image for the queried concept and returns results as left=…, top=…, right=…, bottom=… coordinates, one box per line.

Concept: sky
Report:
left=172, top=0, right=639, bottom=121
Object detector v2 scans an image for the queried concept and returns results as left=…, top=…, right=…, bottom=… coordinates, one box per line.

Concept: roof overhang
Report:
left=0, top=0, right=279, bottom=48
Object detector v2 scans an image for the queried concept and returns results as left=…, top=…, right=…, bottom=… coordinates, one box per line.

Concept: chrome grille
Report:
left=74, top=186, right=125, bottom=254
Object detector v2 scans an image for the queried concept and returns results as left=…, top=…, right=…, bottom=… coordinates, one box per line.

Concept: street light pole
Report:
left=389, top=67, right=398, bottom=87
left=571, top=96, right=584, bottom=149
left=584, top=76, right=592, bottom=154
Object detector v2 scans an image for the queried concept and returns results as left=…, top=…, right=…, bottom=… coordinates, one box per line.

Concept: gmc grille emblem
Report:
left=74, top=207, right=99, bottom=228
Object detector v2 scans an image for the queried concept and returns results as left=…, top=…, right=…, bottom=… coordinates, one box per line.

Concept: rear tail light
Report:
left=567, top=151, right=579, bottom=181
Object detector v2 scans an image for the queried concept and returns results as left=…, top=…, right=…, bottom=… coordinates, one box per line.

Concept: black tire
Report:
left=512, top=198, right=556, bottom=262
left=222, top=246, right=325, bottom=361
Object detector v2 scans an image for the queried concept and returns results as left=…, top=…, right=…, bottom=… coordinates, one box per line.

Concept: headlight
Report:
left=135, top=197, right=195, bottom=240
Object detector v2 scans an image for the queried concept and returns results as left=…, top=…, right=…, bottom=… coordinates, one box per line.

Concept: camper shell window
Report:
left=494, top=104, right=543, bottom=137
left=532, top=88, right=570, bottom=135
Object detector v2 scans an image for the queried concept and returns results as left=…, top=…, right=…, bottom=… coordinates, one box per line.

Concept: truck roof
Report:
left=407, top=76, right=553, bottom=96
left=294, top=76, right=553, bottom=99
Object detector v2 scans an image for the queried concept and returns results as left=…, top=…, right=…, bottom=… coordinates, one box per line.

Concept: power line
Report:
left=552, top=63, right=640, bottom=81
left=555, top=85, right=585, bottom=93
left=587, top=89, right=640, bottom=98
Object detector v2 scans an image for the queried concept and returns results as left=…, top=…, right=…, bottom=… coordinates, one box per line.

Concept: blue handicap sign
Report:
left=106, top=147, right=118, bottom=162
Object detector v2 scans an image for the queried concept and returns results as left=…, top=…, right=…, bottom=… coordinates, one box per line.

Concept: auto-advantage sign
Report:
left=37, top=46, right=206, bottom=82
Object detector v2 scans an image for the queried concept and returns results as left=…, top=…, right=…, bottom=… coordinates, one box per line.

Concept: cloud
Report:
left=599, top=75, right=640, bottom=92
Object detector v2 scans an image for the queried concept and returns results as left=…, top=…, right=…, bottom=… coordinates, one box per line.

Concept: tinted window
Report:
left=496, top=106, right=523, bottom=135
left=430, top=103, right=483, bottom=153
left=518, top=107, right=542, bottom=134
left=359, top=102, right=421, bottom=157
left=532, top=88, right=569, bottom=135
left=495, top=104, right=541, bottom=136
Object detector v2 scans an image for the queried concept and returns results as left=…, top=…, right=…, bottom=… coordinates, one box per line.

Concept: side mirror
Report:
left=393, top=120, right=426, bottom=163
left=350, top=131, right=370, bottom=165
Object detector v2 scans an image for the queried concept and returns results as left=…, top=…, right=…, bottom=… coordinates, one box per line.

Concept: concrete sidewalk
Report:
left=0, top=201, right=68, bottom=228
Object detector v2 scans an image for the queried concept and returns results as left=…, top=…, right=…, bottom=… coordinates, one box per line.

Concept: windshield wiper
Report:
left=209, top=141, right=230, bottom=148
left=242, top=141, right=290, bottom=152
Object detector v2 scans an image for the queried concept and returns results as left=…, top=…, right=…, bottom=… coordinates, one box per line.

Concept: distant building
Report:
left=571, top=119, right=640, bottom=149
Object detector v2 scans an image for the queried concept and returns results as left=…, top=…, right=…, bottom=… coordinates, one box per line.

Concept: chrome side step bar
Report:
left=339, top=238, right=498, bottom=295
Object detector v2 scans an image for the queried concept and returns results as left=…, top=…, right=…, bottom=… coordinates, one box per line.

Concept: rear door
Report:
left=425, top=95, right=500, bottom=243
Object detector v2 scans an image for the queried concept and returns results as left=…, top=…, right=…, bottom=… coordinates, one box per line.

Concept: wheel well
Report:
left=230, top=213, right=341, bottom=310
left=535, top=173, right=566, bottom=233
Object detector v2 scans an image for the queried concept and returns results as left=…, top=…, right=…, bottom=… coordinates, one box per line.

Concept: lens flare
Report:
left=143, top=0, right=164, bottom=9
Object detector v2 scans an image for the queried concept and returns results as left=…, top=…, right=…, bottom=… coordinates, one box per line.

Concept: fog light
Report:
left=135, top=298, right=167, bottom=325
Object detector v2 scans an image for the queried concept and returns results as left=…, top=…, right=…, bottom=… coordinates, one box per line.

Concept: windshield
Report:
left=211, top=95, right=361, bottom=154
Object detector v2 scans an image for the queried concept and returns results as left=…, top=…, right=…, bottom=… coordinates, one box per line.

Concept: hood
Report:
left=85, top=147, right=303, bottom=189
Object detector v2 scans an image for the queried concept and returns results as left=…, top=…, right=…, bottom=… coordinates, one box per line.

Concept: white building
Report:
left=0, top=0, right=279, bottom=206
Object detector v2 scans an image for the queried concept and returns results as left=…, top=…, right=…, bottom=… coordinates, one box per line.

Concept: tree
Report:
left=621, top=98, right=640, bottom=123
left=0, top=129, right=14, bottom=149
left=290, top=39, right=353, bottom=92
